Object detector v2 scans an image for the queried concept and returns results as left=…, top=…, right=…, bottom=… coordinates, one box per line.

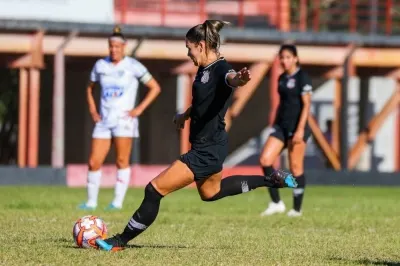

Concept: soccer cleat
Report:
left=96, top=234, right=126, bottom=251
left=104, top=203, right=122, bottom=211
left=287, top=209, right=302, bottom=217
left=266, top=169, right=298, bottom=188
left=260, top=201, right=286, bottom=216
left=77, top=203, right=96, bottom=211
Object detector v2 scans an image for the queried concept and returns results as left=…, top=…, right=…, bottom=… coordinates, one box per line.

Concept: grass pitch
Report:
left=0, top=186, right=399, bottom=266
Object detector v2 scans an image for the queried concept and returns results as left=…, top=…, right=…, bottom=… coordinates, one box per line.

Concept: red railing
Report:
left=290, top=0, right=397, bottom=35
left=114, top=0, right=285, bottom=29
left=115, top=0, right=398, bottom=35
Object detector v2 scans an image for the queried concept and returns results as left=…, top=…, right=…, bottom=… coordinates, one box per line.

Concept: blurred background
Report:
left=0, top=0, right=400, bottom=186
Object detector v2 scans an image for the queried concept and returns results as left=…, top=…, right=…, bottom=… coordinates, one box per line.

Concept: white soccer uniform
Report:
left=90, top=56, right=152, bottom=138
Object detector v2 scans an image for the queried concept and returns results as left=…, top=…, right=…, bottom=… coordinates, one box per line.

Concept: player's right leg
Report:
left=286, top=137, right=308, bottom=217
left=96, top=160, right=194, bottom=251
left=78, top=124, right=111, bottom=210
left=195, top=163, right=295, bottom=202
left=259, top=131, right=286, bottom=216
left=105, top=137, right=133, bottom=210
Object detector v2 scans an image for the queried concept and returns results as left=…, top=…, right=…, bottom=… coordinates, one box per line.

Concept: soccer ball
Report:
left=72, top=215, right=107, bottom=248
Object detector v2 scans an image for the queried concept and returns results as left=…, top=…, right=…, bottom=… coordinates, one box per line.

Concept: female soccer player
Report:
left=259, top=44, right=312, bottom=217
left=95, top=20, right=297, bottom=251
left=79, top=26, right=161, bottom=211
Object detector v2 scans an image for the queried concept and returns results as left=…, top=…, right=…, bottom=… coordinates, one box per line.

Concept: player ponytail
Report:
left=109, top=25, right=126, bottom=43
left=186, top=20, right=230, bottom=56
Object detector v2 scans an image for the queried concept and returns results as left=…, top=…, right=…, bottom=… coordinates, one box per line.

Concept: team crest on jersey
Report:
left=287, top=78, right=296, bottom=89
left=201, top=70, right=210, bottom=84
left=117, top=70, right=125, bottom=77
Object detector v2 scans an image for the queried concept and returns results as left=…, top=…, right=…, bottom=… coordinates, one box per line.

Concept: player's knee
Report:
left=200, top=194, right=217, bottom=202
left=199, top=190, right=220, bottom=202
left=116, top=155, right=129, bottom=169
left=88, top=157, right=102, bottom=171
left=289, top=161, right=303, bottom=176
left=145, top=182, right=164, bottom=201
left=259, top=155, right=273, bottom=167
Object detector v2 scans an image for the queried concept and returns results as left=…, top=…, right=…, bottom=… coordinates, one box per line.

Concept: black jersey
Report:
left=274, top=68, right=312, bottom=132
left=189, top=57, right=236, bottom=146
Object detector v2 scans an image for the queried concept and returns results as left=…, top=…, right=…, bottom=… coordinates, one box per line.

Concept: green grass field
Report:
left=0, top=186, right=399, bottom=266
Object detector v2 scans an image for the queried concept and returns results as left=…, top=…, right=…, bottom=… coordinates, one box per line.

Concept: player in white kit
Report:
left=79, top=26, right=161, bottom=210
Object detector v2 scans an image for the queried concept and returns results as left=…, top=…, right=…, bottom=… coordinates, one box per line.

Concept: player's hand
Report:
left=236, top=67, right=251, bottom=86
left=90, top=111, right=101, bottom=123
left=292, top=130, right=304, bottom=144
left=173, top=113, right=187, bottom=130
left=127, top=107, right=144, bottom=118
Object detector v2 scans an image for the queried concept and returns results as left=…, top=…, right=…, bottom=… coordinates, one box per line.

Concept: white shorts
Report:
left=92, top=117, right=139, bottom=139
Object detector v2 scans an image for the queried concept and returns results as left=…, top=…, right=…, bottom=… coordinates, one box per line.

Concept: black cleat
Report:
left=96, top=234, right=127, bottom=251
left=266, top=169, right=298, bottom=188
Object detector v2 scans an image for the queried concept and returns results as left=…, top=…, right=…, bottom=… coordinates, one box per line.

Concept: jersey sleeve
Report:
left=89, top=61, right=100, bottom=82
left=216, top=61, right=237, bottom=89
left=130, top=58, right=153, bottom=84
left=300, top=72, right=313, bottom=95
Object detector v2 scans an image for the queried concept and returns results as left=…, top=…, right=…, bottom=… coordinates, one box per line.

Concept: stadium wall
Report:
left=1, top=165, right=400, bottom=186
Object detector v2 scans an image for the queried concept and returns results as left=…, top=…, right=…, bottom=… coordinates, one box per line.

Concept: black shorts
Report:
left=270, top=124, right=311, bottom=147
left=179, top=141, right=228, bottom=181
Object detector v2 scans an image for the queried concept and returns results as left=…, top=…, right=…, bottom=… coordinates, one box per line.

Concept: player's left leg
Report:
left=287, top=139, right=307, bottom=217
left=106, top=137, right=133, bottom=210
left=96, top=160, right=195, bottom=251
left=105, top=117, right=139, bottom=210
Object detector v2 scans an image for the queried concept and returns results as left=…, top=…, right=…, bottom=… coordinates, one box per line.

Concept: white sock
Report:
left=86, top=170, right=102, bottom=208
left=111, top=168, right=131, bottom=208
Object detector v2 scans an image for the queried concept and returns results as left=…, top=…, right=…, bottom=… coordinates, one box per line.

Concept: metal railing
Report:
left=290, top=0, right=398, bottom=34
left=114, top=0, right=399, bottom=35
left=114, top=0, right=281, bottom=29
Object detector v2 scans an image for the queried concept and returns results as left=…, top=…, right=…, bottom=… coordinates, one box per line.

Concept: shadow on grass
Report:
left=127, top=244, right=191, bottom=249
left=126, top=244, right=230, bottom=250
left=329, top=257, right=400, bottom=266
left=63, top=242, right=229, bottom=250
left=61, top=235, right=230, bottom=250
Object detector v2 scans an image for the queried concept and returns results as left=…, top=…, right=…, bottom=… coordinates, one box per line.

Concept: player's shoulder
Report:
left=123, top=56, right=144, bottom=67
left=93, top=57, right=112, bottom=69
left=213, top=57, right=234, bottom=73
left=215, top=57, right=231, bottom=67
left=97, top=57, right=112, bottom=64
left=278, top=72, right=286, bottom=80
left=297, top=68, right=311, bottom=80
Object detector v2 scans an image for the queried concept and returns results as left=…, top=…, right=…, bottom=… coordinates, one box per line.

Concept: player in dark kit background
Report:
left=95, top=20, right=298, bottom=251
left=259, top=44, right=312, bottom=217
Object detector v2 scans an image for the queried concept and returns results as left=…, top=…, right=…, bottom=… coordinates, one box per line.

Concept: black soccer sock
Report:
left=262, top=166, right=275, bottom=176
left=293, top=174, right=306, bottom=212
left=120, top=183, right=163, bottom=243
left=268, top=188, right=281, bottom=204
left=262, top=166, right=281, bottom=203
left=202, top=175, right=277, bottom=202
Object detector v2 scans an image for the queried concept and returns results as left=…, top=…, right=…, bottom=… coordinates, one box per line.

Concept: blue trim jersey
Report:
left=90, top=56, right=152, bottom=125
